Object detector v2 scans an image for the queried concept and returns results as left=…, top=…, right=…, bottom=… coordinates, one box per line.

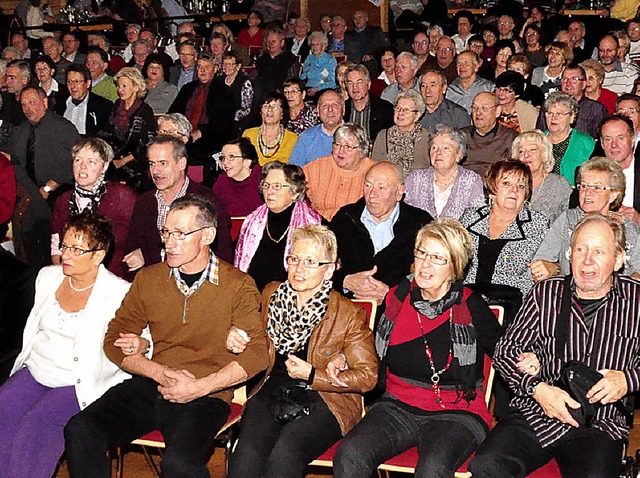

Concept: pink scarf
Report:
left=234, top=200, right=322, bottom=272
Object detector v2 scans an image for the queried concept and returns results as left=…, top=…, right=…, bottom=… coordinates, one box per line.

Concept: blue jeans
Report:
left=333, top=398, right=487, bottom=478
left=64, top=376, right=230, bottom=478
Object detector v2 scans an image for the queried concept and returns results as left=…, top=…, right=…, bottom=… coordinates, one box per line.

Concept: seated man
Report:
left=289, top=89, right=344, bottom=167
left=123, top=136, right=233, bottom=274
left=470, top=214, right=639, bottom=477
left=64, top=194, right=270, bottom=477
left=419, top=69, right=470, bottom=132
left=56, top=64, right=112, bottom=136
left=85, top=47, right=118, bottom=103
left=330, top=161, right=432, bottom=303
left=447, top=51, right=495, bottom=114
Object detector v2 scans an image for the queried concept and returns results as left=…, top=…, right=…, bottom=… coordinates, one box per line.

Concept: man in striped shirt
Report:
left=470, top=214, right=639, bottom=477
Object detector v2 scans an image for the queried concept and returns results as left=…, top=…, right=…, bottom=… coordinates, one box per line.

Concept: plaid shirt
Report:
left=168, top=252, right=219, bottom=323
left=155, top=176, right=190, bottom=231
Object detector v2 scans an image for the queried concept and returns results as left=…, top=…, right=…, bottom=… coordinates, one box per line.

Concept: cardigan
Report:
left=549, top=128, right=595, bottom=186
left=460, top=205, right=550, bottom=295
left=242, top=127, right=299, bottom=166
left=12, top=265, right=132, bottom=410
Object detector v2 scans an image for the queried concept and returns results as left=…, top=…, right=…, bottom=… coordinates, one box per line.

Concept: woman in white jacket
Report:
left=0, top=213, right=145, bottom=478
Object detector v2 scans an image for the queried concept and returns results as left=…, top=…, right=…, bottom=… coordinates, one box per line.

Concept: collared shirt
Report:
left=446, top=76, right=495, bottom=114
left=420, top=98, right=471, bottom=132
left=288, top=122, right=335, bottom=167
left=155, top=176, right=190, bottom=231
left=178, top=66, right=195, bottom=91
left=92, top=73, right=108, bottom=87
left=602, top=60, right=640, bottom=95
left=380, top=77, right=421, bottom=104
left=622, top=159, right=636, bottom=208
left=349, top=101, right=371, bottom=137
left=40, top=78, right=59, bottom=97
left=64, top=94, right=89, bottom=135
left=360, top=202, right=400, bottom=254
left=291, top=37, right=305, bottom=56
left=169, top=251, right=220, bottom=299
left=495, top=274, right=640, bottom=447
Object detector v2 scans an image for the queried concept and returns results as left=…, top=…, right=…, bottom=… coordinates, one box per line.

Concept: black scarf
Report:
left=69, top=177, right=108, bottom=216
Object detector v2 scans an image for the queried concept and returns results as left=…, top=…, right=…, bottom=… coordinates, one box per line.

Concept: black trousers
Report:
left=468, top=412, right=624, bottom=478
left=227, top=385, right=341, bottom=478
left=64, top=376, right=230, bottom=478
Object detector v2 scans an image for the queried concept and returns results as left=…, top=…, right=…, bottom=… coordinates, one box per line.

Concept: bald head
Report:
left=364, top=161, right=406, bottom=222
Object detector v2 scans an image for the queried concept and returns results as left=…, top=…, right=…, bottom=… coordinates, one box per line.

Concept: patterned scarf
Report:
left=386, top=124, right=424, bottom=178
left=266, top=280, right=332, bottom=355
left=69, top=176, right=108, bottom=216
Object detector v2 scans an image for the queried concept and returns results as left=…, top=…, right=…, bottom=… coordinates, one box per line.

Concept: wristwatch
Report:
left=526, top=380, right=541, bottom=396
left=43, top=185, right=52, bottom=193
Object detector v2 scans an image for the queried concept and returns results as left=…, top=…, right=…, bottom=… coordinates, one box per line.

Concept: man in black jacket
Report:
left=56, top=64, right=112, bottom=137
left=330, top=162, right=432, bottom=303
left=343, top=64, right=394, bottom=144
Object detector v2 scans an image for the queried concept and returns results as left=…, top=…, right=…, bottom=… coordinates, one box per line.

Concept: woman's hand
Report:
left=517, top=352, right=541, bottom=376
left=326, top=353, right=349, bottom=388
left=114, top=333, right=150, bottom=355
left=113, top=155, right=134, bottom=169
left=226, top=326, right=250, bottom=354
left=528, top=259, right=558, bottom=282
left=286, top=354, right=313, bottom=380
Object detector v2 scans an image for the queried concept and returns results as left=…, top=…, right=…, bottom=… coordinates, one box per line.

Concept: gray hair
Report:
left=334, top=123, right=370, bottom=156
left=296, top=17, right=311, bottom=29
left=576, top=157, right=626, bottom=211
left=345, top=63, right=370, bottom=83
left=261, top=162, right=307, bottom=201
left=2, top=46, right=22, bottom=60
left=512, top=130, right=555, bottom=172
left=428, top=25, right=444, bottom=36
left=0, top=60, right=6, bottom=78
left=158, top=113, right=193, bottom=138
left=544, top=91, right=579, bottom=117
left=432, top=124, right=467, bottom=157
left=308, top=31, right=329, bottom=49
left=7, top=59, right=31, bottom=83
left=170, top=194, right=218, bottom=229
left=395, top=89, right=426, bottom=117
left=132, top=39, right=152, bottom=54
left=397, top=51, right=419, bottom=70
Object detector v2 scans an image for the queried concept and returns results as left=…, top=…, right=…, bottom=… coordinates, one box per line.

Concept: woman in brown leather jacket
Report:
left=226, top=224, right=378, bottom=478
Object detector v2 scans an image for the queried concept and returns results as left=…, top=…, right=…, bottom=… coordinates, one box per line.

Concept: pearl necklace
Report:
left=68, top=276, right=96, bottom=293
left=434, top=167, right=458, bottom=189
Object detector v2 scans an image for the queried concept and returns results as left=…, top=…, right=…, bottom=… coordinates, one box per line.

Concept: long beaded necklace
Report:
left=415, top=309, right=454, bottom=408
left=265, top=216, right=290, bottom=243
left=257, top=125, right=285, bottom=159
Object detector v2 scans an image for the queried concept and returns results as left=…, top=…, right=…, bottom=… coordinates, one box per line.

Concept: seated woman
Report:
left=52, top=138, right=137, bottom=280
left=495, top=71, right=538, bottom=133
left=0, top=213, right=147, bottom=477
left=581, top=59, right=618, bottom=115
left=213, top=137, right=263, bottom=217
left=335, top=61, right=354, bottom=102
left=105, top=67, right=156, bottom=193
left=479, top=39, right=514, bottom=82
left=333, top=218, right=501, bottom=477
left=530, top=157, right=640, bottom=281
left=235, top=162, right=322, bottom=290
left=460, top=159, right=549, bottom=313
left=523, top=24, right=545, bottom=68
left=221, top=51, right=254, bottom=136
left=543, top=91, right=594, bottom=186
left=371, top=90, right=430, bottom=177
left=405, top=124, right=484, bottom=219
left=142, top=52, right=178, bottom=115
left=512, top=130, right=572, bottom=223
left=531, top=42, right=572, bottom=97
left=237, top=10, right=264, bottom=50
left=227, top=225, right=378, bottom=478
left=285, top=78, right=320, bottom=135
left=242, top=92, right=299, bottom=166
left=301, top=32, right=337, bottom=98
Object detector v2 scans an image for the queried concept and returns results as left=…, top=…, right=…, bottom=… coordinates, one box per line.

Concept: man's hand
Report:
left=326, top=353, right=348, bottom=388
left=528, top=259, right=558, bottom=282
left=517, top=352, right=541, bottom=376
left=226, top=326, right=250, bottom=354
left=191, top=129, right=202, bottom=141
left=123, top=248, right=145, bottom=271
left=587, top=369, right=628, bottom=405
left=618, top=206, right=640, bottom=225
left=286, top=354, right=313, bottom=381
left=343, top=266, right=389, bottom=303
left=158, top=369, right=208, bottom=403
left=114, top=332, right=149, bottom=356
left=533, top=382, right=581, bottom=427
left=113, top=155, right=134, bottom=169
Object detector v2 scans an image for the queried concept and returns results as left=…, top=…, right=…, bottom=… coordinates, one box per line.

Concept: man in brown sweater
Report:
left=64, top=195, right=269, bottom=478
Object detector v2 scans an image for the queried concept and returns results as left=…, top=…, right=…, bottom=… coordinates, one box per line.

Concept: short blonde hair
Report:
left=545, top=41, right=573, bottom=65
left=580, top=59, right=605, bottom=80
left=71, top=137, right=114, bottom=164
left=512, top=130, right=555, bottom=173
left=115, top=67, right=147, bottom=98
left=576, top=157, right=626, bottom=211
left=291, top=225, right=338, bottom=262
left=415, top=218, right=473, bottom=282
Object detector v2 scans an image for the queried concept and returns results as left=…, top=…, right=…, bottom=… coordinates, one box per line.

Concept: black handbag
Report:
left=268, top=384, right=316, bottom=423
left=558, top=360, right=603, bottom=427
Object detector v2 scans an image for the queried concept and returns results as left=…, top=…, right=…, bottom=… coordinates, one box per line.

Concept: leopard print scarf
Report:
left=267, top=280, right=332, bottom=355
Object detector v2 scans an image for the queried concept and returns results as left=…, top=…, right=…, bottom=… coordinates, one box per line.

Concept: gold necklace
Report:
left=265, top=216, right=289, bottom=243
left=258, top=125, right=284, bottom=158
left=434, top=167, right=458, bottom=188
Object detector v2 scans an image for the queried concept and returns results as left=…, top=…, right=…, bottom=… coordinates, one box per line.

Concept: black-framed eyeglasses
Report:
left=59, top=242, right=101, bottom=256
left=286, top=255, right=333, bottom=268
left=159, top=226, right=209, bottom=241
left=414, top=249, right=448, bottom=265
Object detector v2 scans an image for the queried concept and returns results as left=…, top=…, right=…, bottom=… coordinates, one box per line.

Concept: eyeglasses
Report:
left=544, top=111, right=572, bottom=117
left=471, top=105, right=497, bottom=112
left=286, top=255, right=333, bottom=268
left=561, top=76, right=585, bottom=83
left=59, top=242, right=101, bottom=256
left=496, top=87, right=514, bottom=93
left=437, top=47, right=454, bottom=53
left=413, top=40, right=429, bottom=46
left=394, top=107, right=419, bottom=114
left=332, top=142, right=359, bottom=152
left=283, top=88, right=301, bottom=95
left=260, top=182, right=290, bottom=191
left=220, top=154, right=245, bottom=162
left=414, top=249, right=448, bottom=265
left=616, top=108, right=639, bottom=115
left=158, top=226, right=209, bottom=241
left=577, top=183, right=613, bottom=192
left=157, top=128, right=187, bottom=137
left=262, top=103, right=282, bottom=111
